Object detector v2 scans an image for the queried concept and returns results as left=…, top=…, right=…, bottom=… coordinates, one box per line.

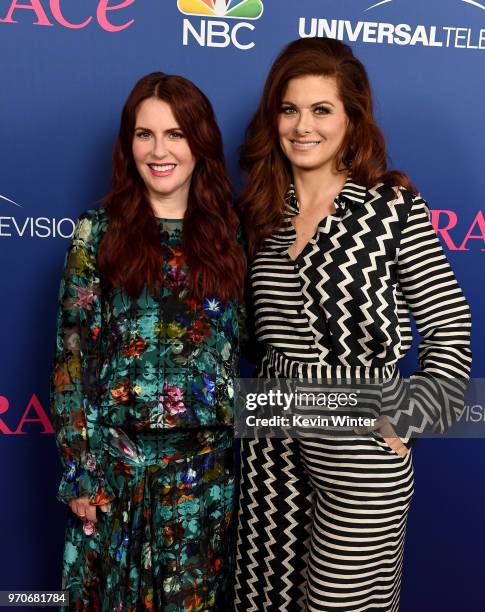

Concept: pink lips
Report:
left=290, top=140, right=321, bottom=152
left=148, top=164, right=176, bottom=177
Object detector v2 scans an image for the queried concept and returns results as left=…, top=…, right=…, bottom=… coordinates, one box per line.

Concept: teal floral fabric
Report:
left=50, top=209, right=239, bottom=610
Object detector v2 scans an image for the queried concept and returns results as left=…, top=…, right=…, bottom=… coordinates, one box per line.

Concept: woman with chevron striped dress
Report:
left=235, top=38, right=471, bottom=611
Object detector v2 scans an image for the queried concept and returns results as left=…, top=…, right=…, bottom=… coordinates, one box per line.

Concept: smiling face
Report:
left=277, top=74, right=349, bottom=175
left=132, top=97, right=196, bottom=208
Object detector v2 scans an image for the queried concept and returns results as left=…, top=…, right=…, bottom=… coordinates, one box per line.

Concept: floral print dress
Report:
left=50, top=208, right=239, bottom=611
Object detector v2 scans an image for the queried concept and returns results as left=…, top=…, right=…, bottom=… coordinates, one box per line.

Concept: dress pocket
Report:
left=373, top=431, right=410, bottom=458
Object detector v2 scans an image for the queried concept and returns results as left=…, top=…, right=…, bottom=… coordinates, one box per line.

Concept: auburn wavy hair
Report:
left=239, top=37, right=416, bottom=259
left=98, top=72, right=245, bottom=300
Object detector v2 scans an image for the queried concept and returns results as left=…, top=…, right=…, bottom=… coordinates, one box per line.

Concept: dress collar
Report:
left=285, top=175, right=367, bottom=217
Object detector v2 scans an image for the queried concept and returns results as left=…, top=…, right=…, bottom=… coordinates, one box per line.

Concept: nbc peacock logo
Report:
left=180, top=0, right=264, bottom=49
left=178, top=0, right=264, bottom=21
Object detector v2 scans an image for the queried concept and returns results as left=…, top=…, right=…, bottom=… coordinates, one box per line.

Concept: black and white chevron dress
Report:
left=235, top=179, right=472, bottom=611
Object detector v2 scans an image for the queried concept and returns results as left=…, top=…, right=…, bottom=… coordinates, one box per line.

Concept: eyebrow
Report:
left=281, top=100, right=335, bottom=108
left=134, top=126, right=182, bottom=131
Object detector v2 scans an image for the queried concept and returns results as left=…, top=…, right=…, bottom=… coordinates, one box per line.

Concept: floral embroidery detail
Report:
left=74, top=217, right=92, bottom=244
left=165, top=266, right=186, bottom=293
left=166, top=322, right=185, bottom=339
left=193, top=374, right=216, bottom=406
left=167, top=246, right=185, bottom=268
left=203, top=297, right=222, bottom=317
left=74, top=286, right=97, bottom=310
left=85, top=454, right=97, bottom=472
left=122, top=337, right=148, bottom=358
left=159, top=382, right=185, bottom=415
left=188, top=319, right=211, bottom=344
left=111, top=380, right=131, bottom=404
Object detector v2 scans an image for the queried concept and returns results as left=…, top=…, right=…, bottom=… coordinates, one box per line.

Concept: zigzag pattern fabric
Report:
left=235, top=178, right=471, bottom=610
left=235, top=436, right=314, bottom=610
left=249, top=179, right=471, bottom=436
left=235, top=434, right=414, bottom=611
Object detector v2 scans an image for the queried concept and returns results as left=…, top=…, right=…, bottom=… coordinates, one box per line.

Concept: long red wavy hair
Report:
left=239, top=37, right=416, bottom=259
left=98, top=72, right=245, bottom=300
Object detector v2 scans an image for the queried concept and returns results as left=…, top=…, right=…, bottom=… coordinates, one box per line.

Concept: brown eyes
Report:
left=134, top=130, right=185, bottom=139
left=168, top=131, right=184, bottom=139
left=279, top=106, right=331, bottom=116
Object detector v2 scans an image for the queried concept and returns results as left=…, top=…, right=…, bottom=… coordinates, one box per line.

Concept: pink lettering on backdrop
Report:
left=14, top=394, right=55, bottom=434
left=430, top=210, right=461, bottom=250
left=97, top=0, right=135, bottom=32
left=0, top=394, right=54, bottom=435
left=0, top=396, right=13, bottom=434
left=0, top=0, right=135, bottom=30
left=0, top=0, right=53, bottom=26
left=459, top=211, right=485, bottom=251
left=50, top=0, right=92, bottom=29
left=431, top=209, right=485, bottom=251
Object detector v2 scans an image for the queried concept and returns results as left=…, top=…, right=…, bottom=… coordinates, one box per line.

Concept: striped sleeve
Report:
left=393, top=196, right=472, bottom=437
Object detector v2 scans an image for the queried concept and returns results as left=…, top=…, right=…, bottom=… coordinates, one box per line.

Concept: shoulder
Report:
left=72, top=206, right=109, bottom=251
left=76, top=206, right=108, bottom=231
left=367, top=183, right=430, bottom=224
left=367, top=183, right=415, bottom=205
left=392, top=187, right=431, bottom=223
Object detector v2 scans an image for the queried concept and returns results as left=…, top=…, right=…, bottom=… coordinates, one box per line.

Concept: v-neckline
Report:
left=287, top=212, right=340, bottom=262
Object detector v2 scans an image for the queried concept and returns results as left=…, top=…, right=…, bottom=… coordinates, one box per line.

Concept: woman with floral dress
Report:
left=50, top=72, right=245, bottom=610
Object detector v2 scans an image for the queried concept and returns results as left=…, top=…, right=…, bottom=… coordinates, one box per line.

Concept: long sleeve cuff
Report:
left=57, top=455, right=115, bottom=505
left=382, top=371, right=468, bottom=440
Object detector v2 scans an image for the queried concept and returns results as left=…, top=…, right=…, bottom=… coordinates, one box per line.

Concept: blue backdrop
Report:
left=0, top=0, right=483, bottom=609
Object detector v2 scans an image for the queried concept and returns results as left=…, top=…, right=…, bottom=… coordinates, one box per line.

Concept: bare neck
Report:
left=148, top=189, right=188, bottom=219
left=292, top=166, right=348, bottom=214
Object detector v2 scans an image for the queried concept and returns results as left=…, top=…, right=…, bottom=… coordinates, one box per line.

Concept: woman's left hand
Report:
left=354, top=416, right=409, bottom=457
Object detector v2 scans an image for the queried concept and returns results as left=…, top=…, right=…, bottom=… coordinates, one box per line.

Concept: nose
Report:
left=295, top=110, right=313, bottom=135
left=151, top=136, right=168, bottom=159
